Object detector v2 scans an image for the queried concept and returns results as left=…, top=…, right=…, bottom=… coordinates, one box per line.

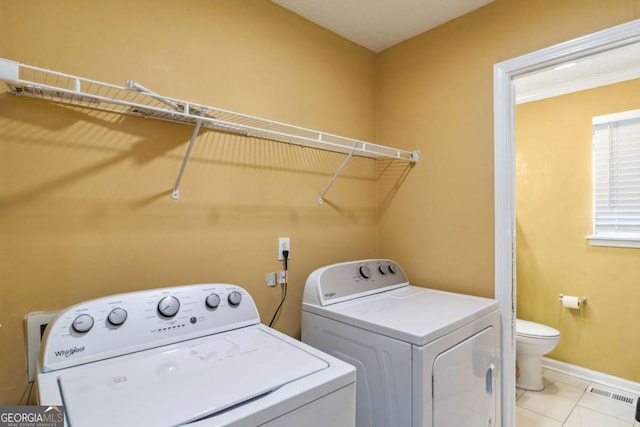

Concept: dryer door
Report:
left=432, top=327, right=497, bottom=427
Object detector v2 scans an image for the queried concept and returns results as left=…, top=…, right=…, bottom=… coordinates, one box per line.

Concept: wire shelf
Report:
left=0, top=58, right=419, bottom=202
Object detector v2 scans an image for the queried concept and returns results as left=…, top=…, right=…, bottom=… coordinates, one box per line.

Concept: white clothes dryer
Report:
left=37, top=283, right=355, bottom=427
left=301, top=259, right=501, bottom=427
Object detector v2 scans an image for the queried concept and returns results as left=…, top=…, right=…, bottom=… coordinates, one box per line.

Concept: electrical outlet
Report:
left=266, top=272, right=276, bottom=287
left=276, top=270, right=287, bottom=285
left=278, top=237, right=290, bottom=260
left=24, top=311, right=59, bottom=383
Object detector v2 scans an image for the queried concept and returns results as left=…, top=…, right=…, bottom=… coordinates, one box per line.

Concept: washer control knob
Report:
left=158, top=296, right=180, bottom=318
left=228, top=291, right=242, bottom=306
left=359, top=265, right=371, bottom=279
left=378, top=265, right=387, bottom=275
left=206, top=293, right=221, bottom=309
left=388, top=264, right=396, bottom=274
left=107, top=308, right=128, bottom=326
left=72, top=313, right=94, bottom=333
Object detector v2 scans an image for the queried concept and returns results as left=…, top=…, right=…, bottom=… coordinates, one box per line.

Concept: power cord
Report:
left=268, top=250, right=289, bottom=327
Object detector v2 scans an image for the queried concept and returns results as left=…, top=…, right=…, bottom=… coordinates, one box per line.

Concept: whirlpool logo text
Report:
left=54, top=346, right=85, bottom=358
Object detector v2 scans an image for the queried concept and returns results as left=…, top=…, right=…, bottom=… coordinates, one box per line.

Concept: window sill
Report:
left=586, top=235, right=640, bottom=248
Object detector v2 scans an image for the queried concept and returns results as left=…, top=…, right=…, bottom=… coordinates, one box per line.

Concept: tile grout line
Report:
left=516, top=388, right=568, bottom=424
left=561, top=383, right=590, bottom=426
left=517, top=369, right=639, bottom=426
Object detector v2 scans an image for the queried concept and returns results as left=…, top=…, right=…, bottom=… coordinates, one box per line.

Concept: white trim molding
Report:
left=543, top=357, right=640, bottom=395
left=587, top=235, right=640, bottom=248
left=494, top=18, right=640, bottom=427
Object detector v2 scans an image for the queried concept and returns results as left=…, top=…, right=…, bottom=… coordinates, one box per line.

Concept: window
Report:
left=588, top=109, right=640, bottom=248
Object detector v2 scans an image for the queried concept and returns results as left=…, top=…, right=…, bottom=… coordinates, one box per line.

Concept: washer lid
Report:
left=57, top=327, right=328, bottom=427
left=304, top=285, right=499, bottom=347
left=516, top=319, right=560, bottom=338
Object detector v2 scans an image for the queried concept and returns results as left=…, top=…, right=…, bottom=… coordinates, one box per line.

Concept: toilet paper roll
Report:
left=562, top=295, right=582, bottom=309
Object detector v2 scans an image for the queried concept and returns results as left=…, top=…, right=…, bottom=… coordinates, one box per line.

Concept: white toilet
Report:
left=516, top=319, right=560, bottom=391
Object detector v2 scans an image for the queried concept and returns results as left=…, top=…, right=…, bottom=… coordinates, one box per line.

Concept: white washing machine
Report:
left=301, top=259, right=501, bottom=427
left=37, top=283, right=355, bottom=427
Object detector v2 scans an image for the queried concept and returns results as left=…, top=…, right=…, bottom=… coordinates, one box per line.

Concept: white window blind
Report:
left=589, top=109, right=640, bottom=247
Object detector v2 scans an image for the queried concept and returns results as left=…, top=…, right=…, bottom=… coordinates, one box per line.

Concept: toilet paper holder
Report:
left=558, top=294, right=587, bottom=305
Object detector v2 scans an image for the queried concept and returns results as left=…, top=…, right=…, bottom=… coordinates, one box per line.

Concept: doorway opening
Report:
left=493, top=19, right=640, bottom=426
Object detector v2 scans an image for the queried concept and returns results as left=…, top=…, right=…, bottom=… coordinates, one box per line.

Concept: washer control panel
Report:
left=303, top=259, right=409, bottom=306
left=41, top=284, right=259, bottom=372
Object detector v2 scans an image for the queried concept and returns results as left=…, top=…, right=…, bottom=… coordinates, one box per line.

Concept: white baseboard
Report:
left=542, top=357, right=640, bottom=395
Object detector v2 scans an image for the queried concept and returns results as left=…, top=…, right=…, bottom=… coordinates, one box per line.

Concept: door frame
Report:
left=493, top=19, right=640, bottom=426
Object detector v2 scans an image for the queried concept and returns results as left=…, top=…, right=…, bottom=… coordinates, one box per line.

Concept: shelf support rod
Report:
left=172, top=112, right=205, bottom=200
left=127, top=80, right=183, bottom=112
left=318, top=143, right=359, bottom=205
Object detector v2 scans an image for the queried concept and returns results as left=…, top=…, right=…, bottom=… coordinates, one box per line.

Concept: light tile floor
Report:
left=516, top=369, right=639, bottom=426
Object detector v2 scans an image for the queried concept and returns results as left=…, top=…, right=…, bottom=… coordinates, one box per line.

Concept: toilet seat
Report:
left=516, top=319, right=559, bottom=339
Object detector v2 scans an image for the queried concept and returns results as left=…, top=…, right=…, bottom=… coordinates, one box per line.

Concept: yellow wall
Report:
left=375, top=0, right=640, bottom=297
left=516, top=79, right=640, bottom=382
left=0, top=0, right=378, bottom=404
left=2, top=0, right=640, bottom=406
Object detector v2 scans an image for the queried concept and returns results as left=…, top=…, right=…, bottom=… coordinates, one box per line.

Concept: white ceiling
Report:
left=270, top=1, right=640, bottom=101
left=271, top=0, right=494, bottom=52
left=515, top=42, right=640, bottom=103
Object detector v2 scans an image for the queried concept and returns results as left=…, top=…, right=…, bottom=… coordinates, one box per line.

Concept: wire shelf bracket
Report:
left=0, top=58, right=419, bottom=203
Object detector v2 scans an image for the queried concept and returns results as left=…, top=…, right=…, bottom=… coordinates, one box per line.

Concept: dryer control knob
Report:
left=387, top=264, right=396, bottom=274
left=378, top=265, right=387, bottom=275
left=228, top=291, right=242, bottom=306
left=206, top=293, right=221, bottom=309
left=107, top=308, right=127, bottom=326
left=359, top=265, right=371, bottom=279
left=158, top=296, right=180, bottom=318
left=72, top=313, right=94, bottom=333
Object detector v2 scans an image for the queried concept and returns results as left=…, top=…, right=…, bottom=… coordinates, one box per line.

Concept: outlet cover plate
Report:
left=278, top=237, right=290, bottom=260
left=24, top=311, right=59, bottom=383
